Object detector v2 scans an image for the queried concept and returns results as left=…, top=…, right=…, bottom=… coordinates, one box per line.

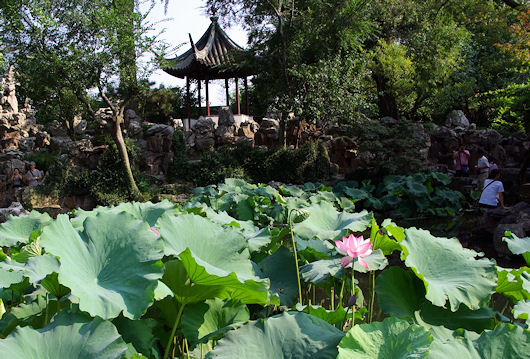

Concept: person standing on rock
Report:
left=26, top=162, right=42, bottom=186
left=475, top=149, right=490, bottom=190
left=453, top=145, right=470, bottom=176
left=479, top=169, right=509, bottom=209
left=10, top=168, right=23, bottom=201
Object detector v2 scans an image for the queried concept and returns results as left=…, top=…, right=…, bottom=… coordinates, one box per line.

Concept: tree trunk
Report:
left=373, top=72, right=399, bottom=119
left=113, top=114, right=141, bottom=200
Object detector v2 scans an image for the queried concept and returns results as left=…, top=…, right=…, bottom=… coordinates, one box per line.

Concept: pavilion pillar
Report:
left=225, top=78, right=230, bottom=106
left=244, top=77, right=249, bottom=115
left=235, top=77, right=241, bottom=115
left=206, top=77, right=210, bottom=116
left=198, top=79, right=202, bottom=116
left=186, top=77, right=191, bottom=130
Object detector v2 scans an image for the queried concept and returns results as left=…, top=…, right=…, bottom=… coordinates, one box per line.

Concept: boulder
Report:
left=445, top=110, right=470, bottom=129
left=218, top=107, right=235, bottom=127
left=50, top=136, right=74, bottom=152
left=47, top=120, right=68, bottom=137
left=0, top=202, right=27, bottom=223
left=493, top=223, right=525, bottom=257
left=18, top=137, right=36, bottom=152
left=145, top=124, right=174, bottom=137
left=73, top=115, right=87, bottom=135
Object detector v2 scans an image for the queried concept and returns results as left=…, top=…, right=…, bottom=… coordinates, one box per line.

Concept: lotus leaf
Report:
left=206, top=312, right=344, bottom=359
left=401, top=228, right=497, bottom=311
left=0, top=211, right=52, bottom=247
left=113, top=316, right=158, bottom=358
left=375, top=266, right=425, bottom=319
left=255, top=247, right=298, bottom=306
left=512, top=299, right=530, bottom=326
left=293, top=202, right=372, bottom=242
left=496, top=267, right=530, bottom=302
left=40, top=213, right=164, bottom=319
left=0, top=312, right=127, bottom=359
left=474, top=324, right=530, bottom=358
left=181, top=298, right=249, bottom=346
left=337, top=317, right=432, bottom=359
left=294, top=303, right=347, bottom=325
left=71, top=200, right=176, bottom=229
left=503, top=233, right=530, bottom=265
left=157, top=214, right=275, bottom=305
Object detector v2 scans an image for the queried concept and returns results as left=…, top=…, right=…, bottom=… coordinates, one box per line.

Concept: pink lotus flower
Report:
left=150, top=227, right=160, bottom=236
left=335, top=234, right=373, bottom=269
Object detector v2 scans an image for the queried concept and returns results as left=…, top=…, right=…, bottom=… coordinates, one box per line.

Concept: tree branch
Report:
left=76, top=90, right=96, bottom=119
left=500, top=0, right=523, bottom=9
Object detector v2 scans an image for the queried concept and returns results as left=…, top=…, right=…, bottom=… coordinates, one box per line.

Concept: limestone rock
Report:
left=145, top=124, right=174, bottom=137
left=445, top=110, right=470, bottom=129
left=0, top=202, right=27, bottom=223
left=50, top=136, right=74, bottom=152
left=18, top=137, right=35, bottom=152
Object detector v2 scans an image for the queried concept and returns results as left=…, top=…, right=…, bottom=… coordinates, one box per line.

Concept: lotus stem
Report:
left=331, top=286, right=335, bottom=311
left=44, top=292, right=49, bottom=325
left=351, top=266, right=355, bottom=327
left=369, top=271, right=375, bottom=323
left=289, top=210, right=303, bottom=305
left=164, top=302, right=186, bottom=359
left=185, top=338, right=190, bottom=359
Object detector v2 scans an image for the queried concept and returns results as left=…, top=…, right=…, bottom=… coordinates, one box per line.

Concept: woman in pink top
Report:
left=453, top=145, right=470, bottom=177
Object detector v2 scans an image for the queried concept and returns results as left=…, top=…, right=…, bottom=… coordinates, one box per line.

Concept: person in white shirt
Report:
left=478, top=169, right=509, bottom=209
left=475, top=149, right=489, bottom=190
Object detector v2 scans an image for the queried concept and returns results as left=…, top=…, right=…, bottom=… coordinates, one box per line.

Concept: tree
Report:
left=1, top=0, right=165, bottom=198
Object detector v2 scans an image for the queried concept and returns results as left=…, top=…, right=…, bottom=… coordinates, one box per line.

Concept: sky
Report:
left=143, top=0, right=248, bottom=105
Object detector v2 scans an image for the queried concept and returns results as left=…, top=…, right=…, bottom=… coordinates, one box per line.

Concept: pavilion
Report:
left=163, top=16, right=253, bottom=129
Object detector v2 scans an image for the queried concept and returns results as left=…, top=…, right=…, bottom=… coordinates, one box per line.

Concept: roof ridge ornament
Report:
left=210, top=15, right=219, bottom=22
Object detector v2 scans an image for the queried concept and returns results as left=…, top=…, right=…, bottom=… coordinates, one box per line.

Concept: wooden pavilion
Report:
left=163, top=17, right=252, bottom=128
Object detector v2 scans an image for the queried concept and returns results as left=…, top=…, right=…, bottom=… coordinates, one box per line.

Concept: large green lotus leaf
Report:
left=496, top=267, right=530, bottom=302
left=503, top=233, right=530, bottom=265
left=0, top=211, right=52, bottom=246
left=474, top=324, right=530, bottom=358
left=294, top=304, right=348, bottom=325
left=370, top=219, right=401, bottom=255
left=401, top=228, right=497, bottom=311
left=417, top=301, right=495, bottom=333
left=181, top=298, right=249, bottom=346
left=113, top=316, right=158, bottom=358
left=293, top=202, right=372, bottom=242
left=40, top=213, right=164, bottom=319
left=300, top=258, right=344, bottom=286
left=406, top=175, right=429, bottom=197
left=337, top=317, right=432, bottom=359
left=71, top=200, right=176, bottom=229
left=255, top=246, right=298, bottom=306
left=0, top=254, right=60, bottom=285
left=512, top=299, right=530, bottom=326
left=427, top=327, right=480, bottom=359
left=205, top=208, right=271, bottom=252
left=157, top=214, right=275, bottom=305
left=375, top=266, right=426, bottom=319
left=0, top=312, right=127, bottom=358
left=429, top=172, right=452, bottom=185
left=206, top=312, right=344, bottom=359
left=343, top=187, right=370, bottom=202
left=161, top=259, right=226, bottom=304
left=0, top=265, right=24, bottom=288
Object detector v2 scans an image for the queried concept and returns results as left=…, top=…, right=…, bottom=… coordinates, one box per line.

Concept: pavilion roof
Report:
left=163, top=17, right=250, bottom=80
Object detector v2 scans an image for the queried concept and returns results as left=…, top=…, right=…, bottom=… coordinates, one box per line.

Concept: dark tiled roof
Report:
left=164, top=17, right=248, bottom=80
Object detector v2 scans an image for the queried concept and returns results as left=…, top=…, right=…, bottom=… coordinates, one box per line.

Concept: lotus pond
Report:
left=0, top=177, right=529, bottom=358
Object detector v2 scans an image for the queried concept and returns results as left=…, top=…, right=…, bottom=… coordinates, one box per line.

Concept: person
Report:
left=475, top=149, right=490, bottom=190
left=453, top=145, right=470, bottom=176
left=10, top=168, right=23, bottom=201
left=26, top=162, right=42, bottom=186
left=478, top=169, right=509, bottom=209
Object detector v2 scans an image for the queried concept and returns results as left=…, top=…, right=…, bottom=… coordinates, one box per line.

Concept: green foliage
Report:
left=337, top=172, right=466, bottom=218
left=169, top=141, right=334, bottom=186
left=22, top=152, right=59, bottom=172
